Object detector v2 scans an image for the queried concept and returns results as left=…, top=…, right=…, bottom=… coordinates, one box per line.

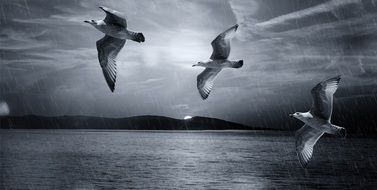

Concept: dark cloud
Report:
left=0, top=0, right=376, bottom=129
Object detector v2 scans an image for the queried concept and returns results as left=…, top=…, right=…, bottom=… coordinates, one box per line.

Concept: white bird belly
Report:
left=203, top=60, right=230, bottom=68
left=108, top=30, right=130, bottom=39
left=96, top=25, right=129, bottom=39
left=305, top=118, right=334, bottom=134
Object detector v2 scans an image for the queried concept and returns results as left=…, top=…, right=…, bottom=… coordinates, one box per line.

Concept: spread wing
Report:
left=210, top=24, right=238, bottom=60
left=197, top=68, right=222, bottom=100
left=99, top=6, right=127, bottom=27
left=295, top=124, right=324, bottom=168
left=96, top=35, right=126, bottom=92
left=310, top=75, right=341, bottom=120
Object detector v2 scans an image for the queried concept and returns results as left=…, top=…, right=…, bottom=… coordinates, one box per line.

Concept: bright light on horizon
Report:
left=0, top=101, right=10, bottom=116
left=183, top=116, right=192, bottom=120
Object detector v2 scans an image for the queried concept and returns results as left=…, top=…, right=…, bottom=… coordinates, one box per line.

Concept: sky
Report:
left=1, top=0, right=377, bottom=129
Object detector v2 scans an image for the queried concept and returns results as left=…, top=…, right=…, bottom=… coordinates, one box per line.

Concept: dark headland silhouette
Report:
left=1, top=115, right=375, bottom=136
left=0, top=115, right=266, bottom=130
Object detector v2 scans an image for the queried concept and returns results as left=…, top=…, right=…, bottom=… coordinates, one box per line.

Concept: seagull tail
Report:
left=333, top=125, right=346, bottom=138
left=129, top=31, right=145, bottom=43
left=231, top=60, right=243, bottom=68
left=136, top=32, right=145, bottom=43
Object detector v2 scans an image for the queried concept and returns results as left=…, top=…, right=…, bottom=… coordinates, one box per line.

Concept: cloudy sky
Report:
left=1, top=0, right=377, bottom=128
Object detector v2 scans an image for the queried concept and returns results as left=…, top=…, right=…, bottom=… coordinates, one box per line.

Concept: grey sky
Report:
left=1, top=0, right=377, bottom=127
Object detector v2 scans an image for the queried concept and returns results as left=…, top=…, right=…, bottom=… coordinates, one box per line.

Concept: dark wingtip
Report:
left=297, top=153, right=309, bottom=168
left=108, top=83, right=115, bottom=93
left=201, top=95, right=208, bottom=100
left=300, top=161, right=308, bottom=168
left=334, top=75, right=341, bottom=83
left=198, top=90, right=209, bottom=100
left=199, top=91, right=208, bottom=100
left=326, top=75, right=341, bottom=84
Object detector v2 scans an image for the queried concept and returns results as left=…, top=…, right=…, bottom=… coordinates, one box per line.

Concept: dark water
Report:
left=1, top=130, right=377, bottom=190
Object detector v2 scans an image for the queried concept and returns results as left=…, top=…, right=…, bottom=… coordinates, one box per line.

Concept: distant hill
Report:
left=0, top=115, right=267, bottom=130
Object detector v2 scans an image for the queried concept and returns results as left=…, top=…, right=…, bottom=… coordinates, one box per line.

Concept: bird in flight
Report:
left=85, top=6, right=145, bottom=92
left=193, top=24, right=243, bottom=100
left=290, top=75, right=346, bottom=168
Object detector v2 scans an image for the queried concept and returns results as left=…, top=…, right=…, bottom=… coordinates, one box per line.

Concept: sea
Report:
left=1, top=130, right=377, bottom=189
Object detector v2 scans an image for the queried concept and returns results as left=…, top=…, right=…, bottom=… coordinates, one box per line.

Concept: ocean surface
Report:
left=1, top=130, right=377, bottom=190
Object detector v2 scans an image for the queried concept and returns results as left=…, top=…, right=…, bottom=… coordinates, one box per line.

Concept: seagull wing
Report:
left=100, top=6, right=127, bottom=27
left=96, top=35, right=126, bottom=92
left=210, top=24, right=238, bottom=60
left=310, top=75, right=341, bottom=120
left=197, top=68, right=222, bottom=100
left=295, top=124, right=324, bottom=168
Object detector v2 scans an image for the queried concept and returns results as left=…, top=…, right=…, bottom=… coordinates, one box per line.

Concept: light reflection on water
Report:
left=1, top=130, right=377, bottom=189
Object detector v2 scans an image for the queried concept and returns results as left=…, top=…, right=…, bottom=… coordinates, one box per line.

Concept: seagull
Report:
left=85, top=6, right=145, bottom=92
left=290, top=75, right=346, bottom=168
left=192, top=24, right=243, bottom=100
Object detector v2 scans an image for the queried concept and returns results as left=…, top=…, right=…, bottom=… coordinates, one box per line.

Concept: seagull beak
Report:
left=289, top=114, right=293, bottom=117
left=84, top=20, right=90, bottom=23
left=192, top=64, right=196, bottom=67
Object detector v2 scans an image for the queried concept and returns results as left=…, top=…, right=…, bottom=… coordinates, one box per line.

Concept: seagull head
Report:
left=192, top=61, right=205, bottom=67
left=290, top=112, right=312, bottom=122
left=290, top=112, right=302, bottom=119
left=84, top=19, right=97, bottom=25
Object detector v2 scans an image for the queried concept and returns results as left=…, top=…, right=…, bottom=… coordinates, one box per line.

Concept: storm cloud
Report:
left=0, top=0, right=377, bottom=129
